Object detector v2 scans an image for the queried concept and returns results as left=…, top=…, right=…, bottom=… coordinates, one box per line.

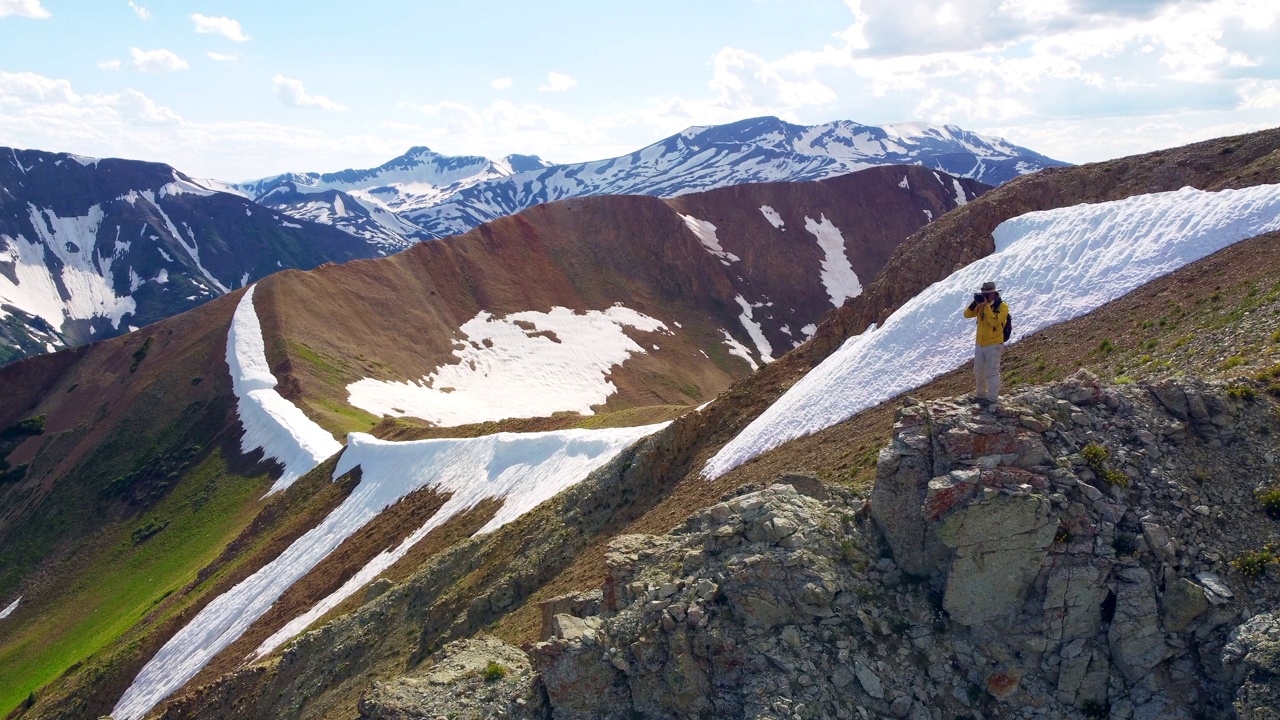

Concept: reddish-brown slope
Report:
left=259, top=165, right=985, bottom=433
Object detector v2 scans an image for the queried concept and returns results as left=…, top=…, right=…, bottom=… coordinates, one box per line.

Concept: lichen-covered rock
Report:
left=1224, top=612, right=1280, bottom=720
left=357, top=635, right=547, bottom=720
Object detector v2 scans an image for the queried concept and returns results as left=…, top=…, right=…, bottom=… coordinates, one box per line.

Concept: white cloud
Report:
left=272, top=75, right=348, bottom=111
left=128, top=1, right=149, bottom=20
left=538, top=72, right=577, bottom=92
left=130, top=48, right=188, bottom=73
left=207, top=52, right=237, bottom=62
left=0, top=0, right=49, bottom=19
left=491, top=77, right=513, bottom=90
left=98, top=59, right=122, bottom=71
left=191, top=13, right=249, bottom=42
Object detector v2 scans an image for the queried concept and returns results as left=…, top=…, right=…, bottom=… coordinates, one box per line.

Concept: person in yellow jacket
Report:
left=963, top=280, right=1009, bottom=404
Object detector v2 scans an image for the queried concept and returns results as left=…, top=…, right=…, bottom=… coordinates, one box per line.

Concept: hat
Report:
left=980, top=281, right=998, bottom=293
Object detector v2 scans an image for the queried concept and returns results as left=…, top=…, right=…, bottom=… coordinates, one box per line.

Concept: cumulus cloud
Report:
left=207, top=52, right=237, bottom=62
left=98, top=59, right=122, bottom=71
left=130, top=48, right=188, bottom=73
left=191, top=13, right=249, bottom=42
left=538, top=72, right=577, bottom=92
left=0, top=0, right=49, bottom=19
left=272, top=75, right=348, bottom=111
left=128, top=1, right=149, bottom=20
left=491, top=77, right=513, bottom=90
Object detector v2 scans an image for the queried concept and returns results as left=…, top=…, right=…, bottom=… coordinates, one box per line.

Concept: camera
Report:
left=973, top=292, right=985, bottom=304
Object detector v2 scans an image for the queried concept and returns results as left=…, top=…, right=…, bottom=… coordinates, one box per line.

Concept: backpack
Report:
left=996, top=299, right=1012, bottom=342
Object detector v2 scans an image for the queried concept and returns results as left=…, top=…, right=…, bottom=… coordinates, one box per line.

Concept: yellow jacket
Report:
left=964, top=299, right=1009, bottom=347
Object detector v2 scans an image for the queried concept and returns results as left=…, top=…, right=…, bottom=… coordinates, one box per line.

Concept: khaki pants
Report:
left=974, top=343, right=1003, bottom=401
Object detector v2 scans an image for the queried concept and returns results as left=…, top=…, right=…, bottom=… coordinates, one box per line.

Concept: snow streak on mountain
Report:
left=241, top=116, right=1063, bottom=246
left=704, top=183, right=1280, bottom=479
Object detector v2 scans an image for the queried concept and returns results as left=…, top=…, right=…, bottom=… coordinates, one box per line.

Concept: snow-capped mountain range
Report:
left=0, top=148, right=380, bottom=363
left=240, top=116, right=1065, bottom=247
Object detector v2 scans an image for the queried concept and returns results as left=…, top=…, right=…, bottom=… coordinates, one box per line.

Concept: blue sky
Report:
left=0, top=0, right=1277, bottom=180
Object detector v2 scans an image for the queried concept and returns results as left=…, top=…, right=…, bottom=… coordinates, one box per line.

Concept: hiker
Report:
left=963, top=280, right=1010, bottom=404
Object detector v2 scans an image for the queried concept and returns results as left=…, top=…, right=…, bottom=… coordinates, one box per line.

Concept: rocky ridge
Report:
left=391, top=373, right=1280, bottom=719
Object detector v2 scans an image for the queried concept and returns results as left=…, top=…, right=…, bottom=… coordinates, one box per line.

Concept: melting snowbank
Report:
left=346, top=306, right=667, bottom=426
left=252, top=422, right=666, bottom=658
left=704, top=183, right=1280, bottom=478
left=227, top=285, right=342, bottom=494
left=112, top=422, right=665, bottom=720
left=804, top=214, right=862, bottom=307
left=0, top=597, right=18, bottom=619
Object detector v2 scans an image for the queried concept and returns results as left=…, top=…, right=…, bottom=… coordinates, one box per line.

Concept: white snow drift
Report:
left=803, top=214, right=862, bottom=307
left=680, top=213, right=740, bottom=264
left=113, top=421, right=665, bottom=720
left=704, top=183, right=1280, bottom=479
left=227, top=285, right=342, bottom=493
left=0, top=597, right=18, bottom=620
left=252, top=422, right=666, bottom=659
left=346, top=306, right=668, bottom=426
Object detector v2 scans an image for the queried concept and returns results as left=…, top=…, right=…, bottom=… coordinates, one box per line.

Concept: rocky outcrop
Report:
left=358, top=635, right=547, bottom=720
left=1223, top=612, right=1280, bottom=719
left=522, top=373, right=1279, bottom=719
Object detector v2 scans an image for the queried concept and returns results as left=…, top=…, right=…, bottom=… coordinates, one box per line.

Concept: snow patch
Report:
left=720, top=329, right=758, bottom=371
left=226, top=286, right=342, bottom=494
left=899, top=176, right=910, bottom=189
left=734, top=295, right=773, bottom=362
left=252, top=423, right=666, bottom=659
left=679, top=214, right=739, bottom=263
left=0, top=597, right=18, bottom=619
left=952, top=179, right=969, bottom=206
left=347, top=306, right=667, bottom=426
left=801, top=323, right=817, bottom=337
left=804, top=214, right=862, bottom=307
left=704, top=183, right=1280, bottom=479
left=759, top=205, right=784, bottom=229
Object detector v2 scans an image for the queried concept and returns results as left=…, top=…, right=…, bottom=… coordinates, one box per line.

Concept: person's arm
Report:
left=964, top=302, right=980, bottom=318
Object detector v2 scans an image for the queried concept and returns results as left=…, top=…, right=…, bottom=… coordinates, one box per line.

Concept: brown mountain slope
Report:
left=254, top=165, right=982, bottom=435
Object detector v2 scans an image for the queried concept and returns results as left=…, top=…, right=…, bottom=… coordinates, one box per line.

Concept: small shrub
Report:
left=481, top=661, right=508, bottom=682
left=1081, top=443, right=1109, bottom=467
left=1232, top=546, right=1278, bottom=577
left=1, top=415, right=45, bottom=438
left=130, top=335, right=155, bottom=373
left=1054, top=526, right=1072, bottom=544
left=1226, top=383, right=1258, bottom=401
left=1114, top=375, right=1135, bottom=385
left=1222, top=356, right=1246, bottom=371
left=1209, top=291, right=1223, bottom=302
left=1140, top=320, right=1154, bottom=330
left=1098, top=339, right=1115, bottom=354
left=1258, top=486, right=1280, bottom=520
left=1082, top=443, right=1129, bottom=488
left=1143, top=339, right=1159, bottom=350
left=1272, top=329, right=1280, bottom=343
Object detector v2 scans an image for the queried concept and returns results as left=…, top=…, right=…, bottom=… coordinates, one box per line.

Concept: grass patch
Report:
left=0, top=450, right=269, bottom=716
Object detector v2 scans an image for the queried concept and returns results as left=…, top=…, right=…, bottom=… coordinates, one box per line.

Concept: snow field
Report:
left=704, top=184, right=1280, bottom=479
left=227, top=286, right=342, bottom=494
left=252, top=422, right=667, bottom=658
left=346, top=306, right=668, bottom=426
left=803, top=214, right=862, bottom=307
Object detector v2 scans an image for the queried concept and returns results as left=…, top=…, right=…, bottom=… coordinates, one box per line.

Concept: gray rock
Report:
left=1223, top=612, right=1280, bottom=720
left=934, top=493, right=1057, bottom=627
left=1108, top=567, right=1173, bottom=682
left=853, top=660, right=884, bottom=699
left=1161, top=576, right=1208, bottom=633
